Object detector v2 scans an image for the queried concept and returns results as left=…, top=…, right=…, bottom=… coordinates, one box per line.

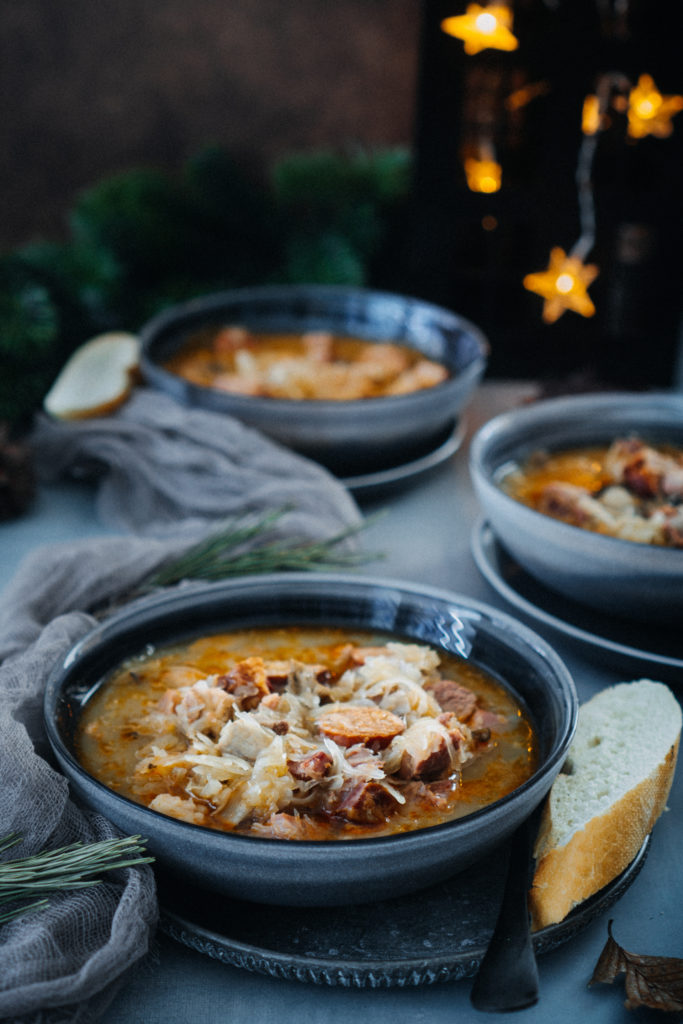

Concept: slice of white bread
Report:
left=529, top=679, right=681, bottom=931
left=44, top=332, right=140, bottom=420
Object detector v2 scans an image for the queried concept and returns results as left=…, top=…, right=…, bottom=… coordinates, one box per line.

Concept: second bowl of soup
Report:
left=470, top=391, right=683, bottom=622
left=138, top=284, right=488, bottom=475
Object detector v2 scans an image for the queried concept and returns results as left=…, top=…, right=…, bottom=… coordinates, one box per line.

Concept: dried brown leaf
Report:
left=590, top=927, right=629, bottom=985
left=589, top=920, right=683, bottom=1013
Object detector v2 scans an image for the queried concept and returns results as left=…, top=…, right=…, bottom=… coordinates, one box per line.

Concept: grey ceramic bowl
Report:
left=138, top=284, right=488, bottom=475
left=470, top=391, right=683, bottom=623
left=44, top=573, right=576, bottom=907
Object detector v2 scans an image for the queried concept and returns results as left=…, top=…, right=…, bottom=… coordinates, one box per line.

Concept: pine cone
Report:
left=0, top=423, right=34, bottom=520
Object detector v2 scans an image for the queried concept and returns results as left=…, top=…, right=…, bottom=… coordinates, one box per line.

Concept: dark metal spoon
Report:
left=470, top=814, right=539, bottom=1012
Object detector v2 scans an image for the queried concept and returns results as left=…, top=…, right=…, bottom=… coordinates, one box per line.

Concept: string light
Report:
left=438, top=5, right=681, bottom=324
left=524, top=68, right=682, bottom=321
left=441, top=4, right=518, bottom=55
left=463, top=140, right=502, bottom=193
left=505, top=81, right=550, bottom=112
left=523, top=248, right=598, bottom=323
left=626, top=74, right=683, bottom=139
left=464, top=156, right=502, bottom=192
left=581, top=95, right=604, bottom=135
left=524, top=73, right=628, bottom=322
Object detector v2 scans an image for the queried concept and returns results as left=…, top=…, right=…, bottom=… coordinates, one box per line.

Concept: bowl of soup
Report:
left=470, top=391, right=683, bottom=623
left=44, top=573, right=576, bottom=906
left=138, top=284, right=489, bottom=475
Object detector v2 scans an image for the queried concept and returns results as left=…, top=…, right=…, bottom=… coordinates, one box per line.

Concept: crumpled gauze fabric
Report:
left=0, top=390, right=362, bottom=1022
left=28, top=388, right=362, bottom=538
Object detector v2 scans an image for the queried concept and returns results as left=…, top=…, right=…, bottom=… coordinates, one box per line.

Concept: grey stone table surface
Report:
left=2, top=381, right=681, bottom=1024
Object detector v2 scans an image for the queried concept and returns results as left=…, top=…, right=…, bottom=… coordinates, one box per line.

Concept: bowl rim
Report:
left=44, top=572, right=577, bottom=851
left=469, top=390, right=683, bottom=559
left=138, top=283, right=490, bottom=414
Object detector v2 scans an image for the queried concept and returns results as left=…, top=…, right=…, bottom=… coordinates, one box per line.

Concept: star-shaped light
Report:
left=441, top=4, right=518, bottom=55
left=627, top=74, right=683, bottom=139
left=523, top=248, right=598, bottom=323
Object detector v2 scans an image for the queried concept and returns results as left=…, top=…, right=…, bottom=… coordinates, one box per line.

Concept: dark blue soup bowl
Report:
left=139, top=284, right=488, bottom=475
left=44, top=573, right=576, bottom=906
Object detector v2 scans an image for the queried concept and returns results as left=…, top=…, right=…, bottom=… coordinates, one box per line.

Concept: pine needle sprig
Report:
left=137, top=506, right=383, bottom=594
left=0, top=833, right=153, bottom=924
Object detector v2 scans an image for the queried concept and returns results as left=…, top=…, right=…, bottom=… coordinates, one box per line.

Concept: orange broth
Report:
left=76, top=627, right=537, bottom=841
left=163, top=327, right=449, bottom=400
left=501, top=446, right=612, bottom=510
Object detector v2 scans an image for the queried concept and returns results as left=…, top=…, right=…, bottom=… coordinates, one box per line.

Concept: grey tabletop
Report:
left=2, top=381, right=680, bottom=1024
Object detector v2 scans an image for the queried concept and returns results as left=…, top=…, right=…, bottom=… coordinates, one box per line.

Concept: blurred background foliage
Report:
left=0, top=145, right=412, bottom=431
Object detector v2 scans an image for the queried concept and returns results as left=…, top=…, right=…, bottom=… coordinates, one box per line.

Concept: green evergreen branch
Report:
left=0, top=833, right=153, bottom=925
left=0, top=145, right=412, bottom=429
left=137, top=506, right=383, bottom=594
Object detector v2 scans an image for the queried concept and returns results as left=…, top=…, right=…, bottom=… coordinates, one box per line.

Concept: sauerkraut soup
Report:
left=76, top=626, right=537, bottom=841
left=501, top=436, right=683, bottom=548
left=163, top=326, right=449, bottom=401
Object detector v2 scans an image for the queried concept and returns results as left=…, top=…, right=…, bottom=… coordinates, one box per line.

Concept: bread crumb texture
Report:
left=529, top=679, right=681, bottom=931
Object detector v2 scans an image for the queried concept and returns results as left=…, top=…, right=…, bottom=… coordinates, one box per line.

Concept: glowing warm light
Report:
left=582, top=95, right=602, bottom=135
left=441, top=4, right=518, bottom=55
left=627, top=74, right=683, bottom=139
left=476, top=12, right=496, bottom=32
left=523, top=247, right=598, bottom=323
left=505, top=81, right=550, bottom=112
left=465, top=157, right=502, bottom=193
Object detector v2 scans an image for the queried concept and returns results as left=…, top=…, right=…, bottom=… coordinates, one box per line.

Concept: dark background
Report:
left=0, top=0, right=418, bottom=247
left=2, top=0, right=682, bottom=386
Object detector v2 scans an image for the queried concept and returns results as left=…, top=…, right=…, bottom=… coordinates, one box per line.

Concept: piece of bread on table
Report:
left=529, top=679, right=681, bottom=931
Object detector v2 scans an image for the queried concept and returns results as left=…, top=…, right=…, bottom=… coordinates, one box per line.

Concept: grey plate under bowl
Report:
left=341, top=418, right=466, bottom=500
left=157, top=836, right=649, bottom=988
left=471, top=520, right=683, bottom=682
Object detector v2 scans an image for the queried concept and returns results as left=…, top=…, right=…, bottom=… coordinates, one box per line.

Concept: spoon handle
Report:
left=470, top=815, right=539, bottom=1013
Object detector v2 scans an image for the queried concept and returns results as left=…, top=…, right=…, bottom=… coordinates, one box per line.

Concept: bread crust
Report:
left=529, top=737, right=679, bottom=931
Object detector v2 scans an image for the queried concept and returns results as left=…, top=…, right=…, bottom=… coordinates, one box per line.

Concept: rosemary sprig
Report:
left=137, top=506, right=382, bottom=594
left=0, top=833, right=154, bottom=924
